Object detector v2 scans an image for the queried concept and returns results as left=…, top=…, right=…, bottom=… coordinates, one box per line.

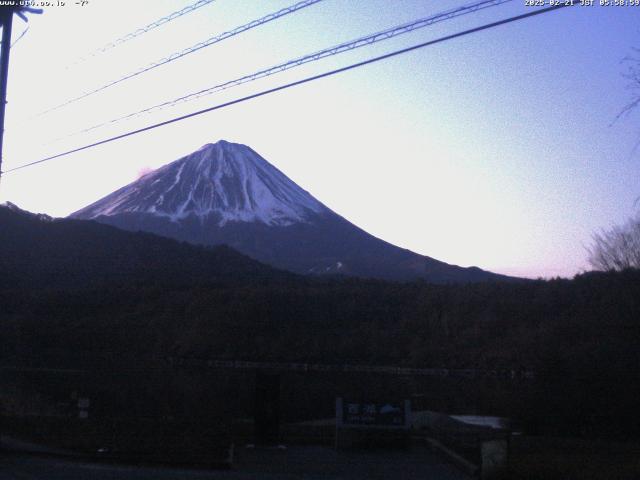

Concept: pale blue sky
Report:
left=1, top=0, right=639, bottom=278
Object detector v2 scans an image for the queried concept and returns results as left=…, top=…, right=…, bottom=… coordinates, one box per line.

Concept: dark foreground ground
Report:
left=0, top=446, right=469, bottom=480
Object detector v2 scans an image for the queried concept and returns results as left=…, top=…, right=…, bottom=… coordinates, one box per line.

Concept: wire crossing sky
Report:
left=66, top=0, right=219, bottom=67
left=62, top=0, right=516, bottom=141
left=2, top=0, right=639, bottom=279
left=3, top=4, right=571, bottom=175
left=36, top=0, right=325, bottom=117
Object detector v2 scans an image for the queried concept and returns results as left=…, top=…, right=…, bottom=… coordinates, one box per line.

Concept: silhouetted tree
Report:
left=615, top=47, right=640, bottom=124
left=588, top=213, right=640, bottom=271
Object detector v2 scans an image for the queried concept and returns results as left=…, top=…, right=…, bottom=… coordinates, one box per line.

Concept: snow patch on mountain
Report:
left=72, top=140, right=328, bottom=226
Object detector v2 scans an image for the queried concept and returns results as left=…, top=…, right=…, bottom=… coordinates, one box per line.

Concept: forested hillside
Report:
left=1, top=206, right=639, bottom=438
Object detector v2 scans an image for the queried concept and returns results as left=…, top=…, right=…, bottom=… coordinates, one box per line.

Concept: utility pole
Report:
left=0, top=3, right=41, bottom=184
left=0, top=5, right=15, bottom=183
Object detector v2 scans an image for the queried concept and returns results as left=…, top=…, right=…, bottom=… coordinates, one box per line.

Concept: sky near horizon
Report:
left=0, top=0, right=639, bottom=279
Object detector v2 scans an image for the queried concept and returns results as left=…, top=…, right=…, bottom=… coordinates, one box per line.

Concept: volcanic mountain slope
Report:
left=71, top=140, right=511, bottom=283
left=0, top=203, right=290, bottom=291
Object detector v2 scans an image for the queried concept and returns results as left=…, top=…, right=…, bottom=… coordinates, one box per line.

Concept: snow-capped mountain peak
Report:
left=73, top=140, right=327, bottom=226
left=71, top=140, right=511, bottom=283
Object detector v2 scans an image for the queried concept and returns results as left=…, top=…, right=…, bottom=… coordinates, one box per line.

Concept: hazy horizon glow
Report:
left=1, top=0, right=639, bottom=279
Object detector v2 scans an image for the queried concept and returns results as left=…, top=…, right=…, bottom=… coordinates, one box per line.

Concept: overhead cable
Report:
left=68, top=0, right=219, bottom=67
left=58, top=0, right=515, bottom=140
left=3, top=4, right=576, bottom=175
left=37, top=0, right=325, bottom=117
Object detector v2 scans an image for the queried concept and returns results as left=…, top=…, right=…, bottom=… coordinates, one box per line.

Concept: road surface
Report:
left=0, top=446, right=470, bottom=479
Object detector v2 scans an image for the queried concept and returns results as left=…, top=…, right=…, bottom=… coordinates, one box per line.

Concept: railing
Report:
left=166, top=357, right=535, bottom=379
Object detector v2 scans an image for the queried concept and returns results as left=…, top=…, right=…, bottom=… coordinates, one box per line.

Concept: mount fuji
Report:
left=71, top=140, right=509, bottom=283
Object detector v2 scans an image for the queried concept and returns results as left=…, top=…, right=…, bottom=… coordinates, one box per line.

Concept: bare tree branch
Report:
left=612, top=49, right=640, bottom=125
left=588, top=214, right=640, bottom=271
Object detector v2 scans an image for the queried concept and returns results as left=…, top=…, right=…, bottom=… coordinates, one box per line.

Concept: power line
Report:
left=37, top=0, right=325, bottom=117
left=70, top=0, right=514, bottom=139
left=2, top=4, right=576, bottom=176
left=0, top=23, right=28, bottom=47
left=67, top=0, right=218, bottom=67
left=10, top=24, right=28, bottom=47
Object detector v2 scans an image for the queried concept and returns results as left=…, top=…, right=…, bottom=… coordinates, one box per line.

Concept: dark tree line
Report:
left=2, top=206, right=640, bottom=438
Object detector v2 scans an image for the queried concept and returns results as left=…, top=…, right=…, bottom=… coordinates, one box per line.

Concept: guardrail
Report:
left=167, top=357, right=535, bottom=379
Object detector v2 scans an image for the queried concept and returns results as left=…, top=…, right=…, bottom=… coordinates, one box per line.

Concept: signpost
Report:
left=335, top=398, right=411, bottom=448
